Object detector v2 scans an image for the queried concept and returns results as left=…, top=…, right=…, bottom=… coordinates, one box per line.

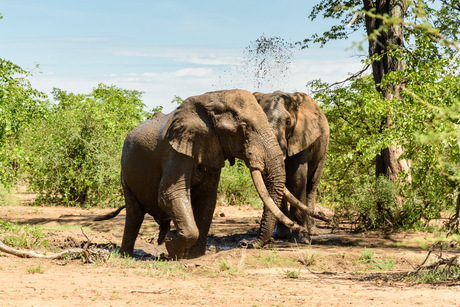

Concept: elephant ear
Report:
left=253, top=92, right=264, bottom=102
left=286, top=92, right=322, bottom=157
left=166, top=95, right=225, bottom=169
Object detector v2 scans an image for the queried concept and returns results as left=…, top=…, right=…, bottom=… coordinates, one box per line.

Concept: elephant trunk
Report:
left=283, top=188, right=332, bottom=223
left=247, top=128, right=307, bottom=248
left=251, top=170, right=310, bottom=235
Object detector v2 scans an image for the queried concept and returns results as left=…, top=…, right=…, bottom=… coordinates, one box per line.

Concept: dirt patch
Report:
left=0, top=191, right=459, bottom=306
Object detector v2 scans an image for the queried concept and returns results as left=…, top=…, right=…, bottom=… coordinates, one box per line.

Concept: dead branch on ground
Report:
left=0, top=227, right=110, bottom=262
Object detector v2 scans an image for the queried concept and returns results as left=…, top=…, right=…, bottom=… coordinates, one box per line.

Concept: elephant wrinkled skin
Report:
left=118, top=89, right=311, bottom=259
left=253, top=91, right=329, bottom=245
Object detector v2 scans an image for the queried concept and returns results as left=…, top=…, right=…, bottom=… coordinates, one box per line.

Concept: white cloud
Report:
left=173, top=68, right=213, bottom=77
left=113, top=47, right=241, bottom=66
left=29, top=46, right=364, bottom=114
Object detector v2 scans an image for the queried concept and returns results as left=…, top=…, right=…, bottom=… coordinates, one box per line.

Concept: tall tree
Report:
left=364, top=1, right=411, bottom=181
left=301, top=1, right=410, bottom=182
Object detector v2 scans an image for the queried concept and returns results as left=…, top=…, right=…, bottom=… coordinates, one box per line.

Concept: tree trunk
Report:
left=363, top=0, right=411, bottom=181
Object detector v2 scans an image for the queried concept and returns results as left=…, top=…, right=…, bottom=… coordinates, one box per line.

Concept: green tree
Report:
left=0, top=59, right=47, bottom=190
left=23, top=84, right=151, bottom=206
left=304, top=1, right=460, bottom=229
left=303, top=0, right=414, bottom=181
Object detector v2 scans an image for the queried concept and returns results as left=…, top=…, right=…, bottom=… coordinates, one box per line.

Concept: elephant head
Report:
left=253, top=91, right=327, bottom=159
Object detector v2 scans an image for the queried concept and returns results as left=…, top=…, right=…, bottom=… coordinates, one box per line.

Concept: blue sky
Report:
left=1, top=1, right=365, bottom=112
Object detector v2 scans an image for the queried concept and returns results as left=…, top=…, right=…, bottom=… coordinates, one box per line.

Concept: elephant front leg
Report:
left=286, top=158, right=312, bottom=243
left=159, top=196, right=199, bottom=259
left=249, top=206, right=277, bottom=248
left=158, top=169, right=199, bottom=259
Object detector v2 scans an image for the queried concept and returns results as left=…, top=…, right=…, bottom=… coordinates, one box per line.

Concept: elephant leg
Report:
left=186, top=169, right=221, bottom=258
left=119, top=184, right=146, bottom=257
left=158, top=162, right=199, bottom=259
left=304, top=155, right=327, bottom=236
left=272, top=198, right=291, bottom=239
left=283, top=154, right=311, bottom=243
left=250, top=206, right=277, bottom=248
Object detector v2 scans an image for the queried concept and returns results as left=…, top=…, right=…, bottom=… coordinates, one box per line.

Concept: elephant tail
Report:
left=93, top=205, right=126, bottom=221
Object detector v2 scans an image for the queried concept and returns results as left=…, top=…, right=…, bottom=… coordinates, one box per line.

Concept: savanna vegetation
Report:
left=0, top=3, right=458, bottom=298
left=0, top=1, right=459, bottom=234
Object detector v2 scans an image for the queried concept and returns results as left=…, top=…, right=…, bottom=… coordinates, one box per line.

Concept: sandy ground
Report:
left=0, top=187, right=458, bottom=306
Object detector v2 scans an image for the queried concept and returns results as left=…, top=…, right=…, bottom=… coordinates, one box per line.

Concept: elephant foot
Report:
left=239, top=237, right=274, bottom=249
left=307, top=223, right=320, bottom=236
left=272, top=223, right=291, bottom=239
left=118, top=246, right=134, bottom=258
left=290, top=232, right=311, bottom=244
left=164, top=231, right=187, bottom=259
left=165, top=241, right=186, bottom=259
left=185, top=241, right=207, bottom=259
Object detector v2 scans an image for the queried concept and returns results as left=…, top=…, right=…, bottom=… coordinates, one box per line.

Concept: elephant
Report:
left=251, top=91, right=329, bottom=245
left=114, top=89, right=315, bottom=259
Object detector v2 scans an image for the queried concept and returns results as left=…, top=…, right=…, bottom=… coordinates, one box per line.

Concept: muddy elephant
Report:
left=251, top=91, right=329, bottom=245
left=116, top=89, right=314, bottom=259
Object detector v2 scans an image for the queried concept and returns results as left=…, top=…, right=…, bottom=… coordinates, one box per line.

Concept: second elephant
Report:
left=252, top=91, right=329, bottom=245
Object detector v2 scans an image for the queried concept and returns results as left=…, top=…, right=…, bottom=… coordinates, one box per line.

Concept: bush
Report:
left=217, top=159, right=262, bottom=208
left=22, top=84, right=151, bottom=207
left=0, top=59, right=47, bottom=190
left=312, top=70, right=459, bottom=231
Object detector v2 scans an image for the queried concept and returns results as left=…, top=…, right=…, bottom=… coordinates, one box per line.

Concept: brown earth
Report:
left=0, top=186, right=459, bottom=306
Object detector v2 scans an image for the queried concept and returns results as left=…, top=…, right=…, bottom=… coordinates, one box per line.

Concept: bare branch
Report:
left=312, top=64, right=370, bottom=93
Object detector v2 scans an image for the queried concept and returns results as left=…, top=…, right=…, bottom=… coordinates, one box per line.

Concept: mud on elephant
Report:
left=252, top=91, right=330, bottom=246
left=113, top=89, right=316, bottom=259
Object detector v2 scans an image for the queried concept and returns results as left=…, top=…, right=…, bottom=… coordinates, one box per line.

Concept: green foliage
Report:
left=217, top=159, right=262, bottom=208
left=283, top=269, right=301, bottom=279
left=171, top=95, right=183, bottom=105
left=358, top=247, right=396, bottom=270
left=22, top=84, right=150, bottom=206
left=405, top=263, right=460, bottom=284
left=359, top=247, right=375, bottom=263
left=0, top=183, right=12, bottom=206
left=0, top=220, right=49, bottom=249
left=0, top=59, right=47, bottom=189
left=309, top=14, right=459, bottom=228
left=27, top=264, right=45, bottom=274
left=373, top=257, right=396, bottom=271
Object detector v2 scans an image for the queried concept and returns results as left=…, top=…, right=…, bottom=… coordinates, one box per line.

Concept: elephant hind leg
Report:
left=119, top=184, right=146, bottom=257
left=186, top=169, right=220, bottom=258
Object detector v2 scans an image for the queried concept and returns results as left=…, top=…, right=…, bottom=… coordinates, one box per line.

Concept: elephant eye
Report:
left=286, top=118, right=292, bottom=127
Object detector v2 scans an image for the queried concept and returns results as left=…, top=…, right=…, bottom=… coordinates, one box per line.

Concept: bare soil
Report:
left=0, top=186, right=459, bottom=306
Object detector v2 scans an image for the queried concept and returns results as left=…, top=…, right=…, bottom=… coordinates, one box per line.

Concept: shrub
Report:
left=217, top=159, right=262, bottom=208
left=22, top=84, right=151, bottom=207
left=0, top=59, right=47, bottom=189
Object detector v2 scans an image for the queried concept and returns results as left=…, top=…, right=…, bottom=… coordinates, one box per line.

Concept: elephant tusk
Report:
left=283, top=188, right=332, bottom=223
left=250, top=169, right=309, bottom=235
